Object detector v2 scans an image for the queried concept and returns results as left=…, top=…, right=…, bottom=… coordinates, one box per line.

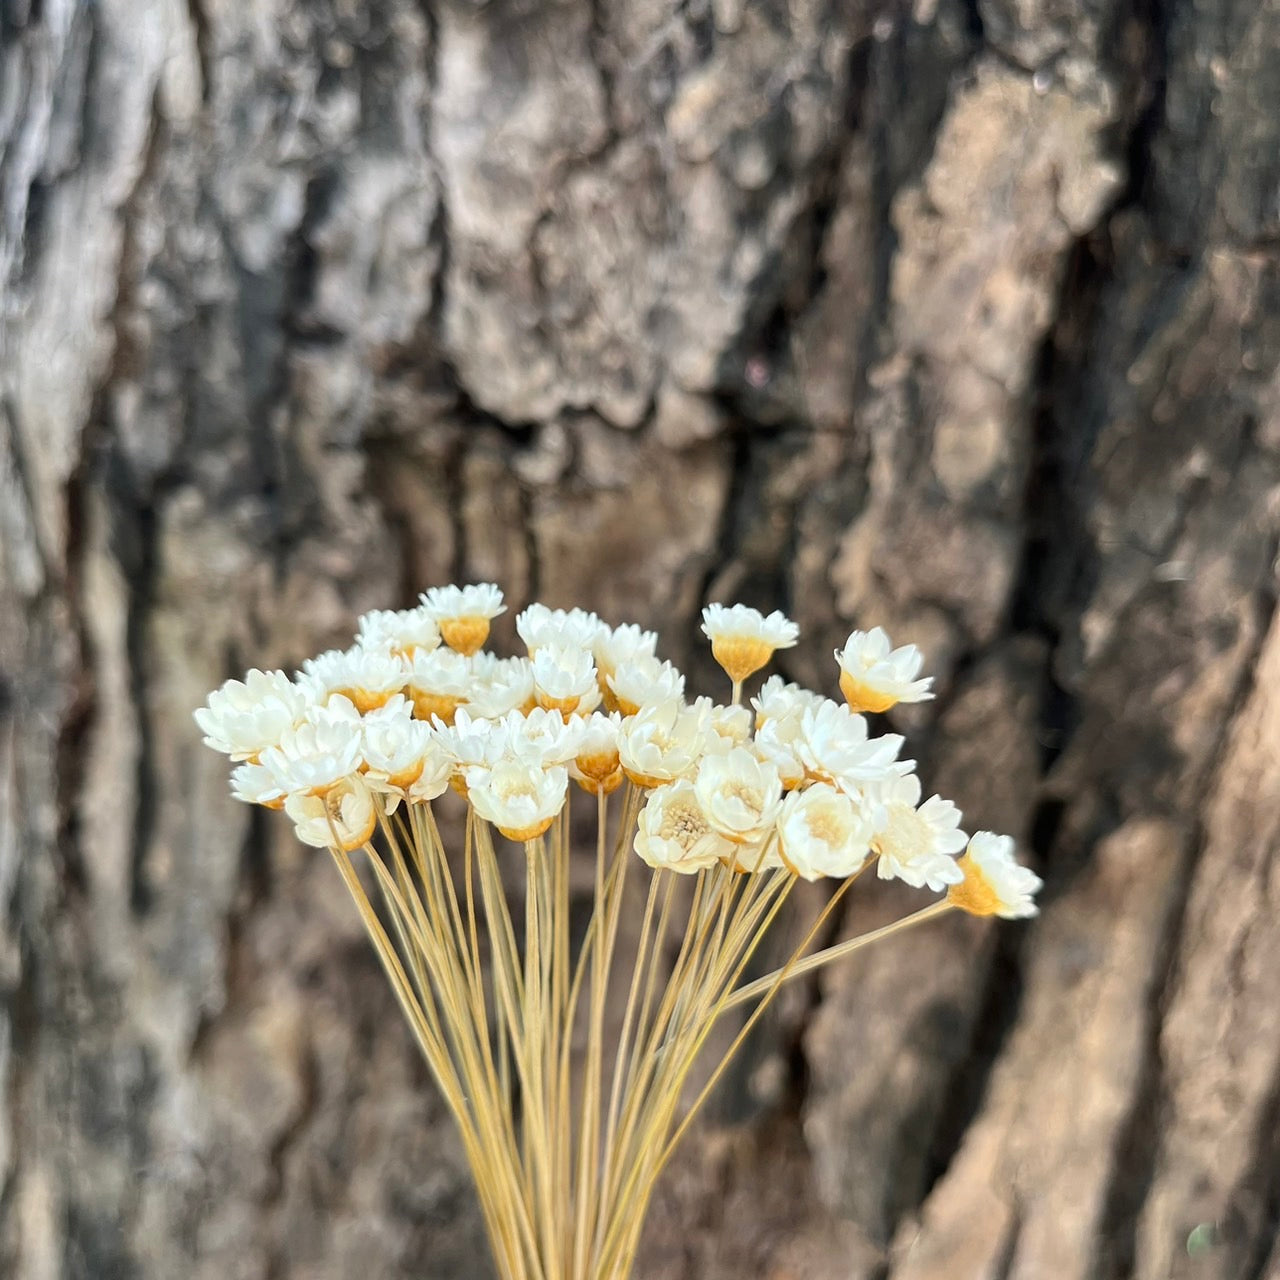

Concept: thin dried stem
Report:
left=322, top=786, right=957, bottom=1280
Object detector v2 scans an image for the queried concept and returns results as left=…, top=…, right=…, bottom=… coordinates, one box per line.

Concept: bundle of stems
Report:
left=329, top=787, right=947, bottom=1280
left=196, top=588, right=1042, bottom=1278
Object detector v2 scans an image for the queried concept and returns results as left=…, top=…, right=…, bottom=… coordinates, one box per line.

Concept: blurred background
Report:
left=3, top=0, right=1279, bottom=1276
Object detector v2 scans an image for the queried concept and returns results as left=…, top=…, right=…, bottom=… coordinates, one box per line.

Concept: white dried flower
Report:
left=753, top=709, right=809, bottom=790
left=607, top=655, right=685, bottom=717
left=835, top=627, right=934, bottom=713
left=593, top=622, right=659, bottom=691
left=777, top=783, right=879, bottom=881
left=405, top=647, right=472, bottom=724
left=421, top=582, right=506, bottom=656
left=700, top=603, right=799, bottom=684
left=693, top=746, right=784, bottom=846
left=619, top=702, right=714, bottom=788
left=298, top=649, right=349, bottom=697
left=872, top=774, right=966, bottom=890
left=517, top=604, right=604, bottom=655
left=407, top=751, right=455, bottom=804
left=285, top=774, right=378, bottom=851
left=948, top=832, right=1042, bottom=919
left=360, top=696, right=438, bottom=793
left=634, top=780, right=734, bottom=874
left=467, top=655, right=536, bottom=718
left=569, top=712, right=623, bottom=795
left=357, top=606, right=441, bottom=658
left=501, top=707, right=589, bottom=767
left=260, top=697, right=364, bottom=796
left=751, top=675, right=824, bottom=726
left=434, top=708, right=508, bottom=777
left=301, top=643, right=407, bottom=713
left=230, top=761, right=286, bottom=808
left=531, top=645, right=601, bottom=716
left=795, top=700, right=908, bottom=792
left=466, top=760, right=568, bottom=841
left=194, top=669, right=313, bottom=760
left=706, top=702, right=753, bottom=746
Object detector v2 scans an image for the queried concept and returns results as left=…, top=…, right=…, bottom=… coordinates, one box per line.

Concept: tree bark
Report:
left=2, top=0, right=1278, bottom=1277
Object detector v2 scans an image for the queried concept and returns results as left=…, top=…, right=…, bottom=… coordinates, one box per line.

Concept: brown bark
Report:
left=2, top=0, right=1278, bottom=1277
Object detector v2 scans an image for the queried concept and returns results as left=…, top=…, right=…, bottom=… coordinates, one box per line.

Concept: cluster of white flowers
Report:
left=196, top=588, right=1041, bottom=917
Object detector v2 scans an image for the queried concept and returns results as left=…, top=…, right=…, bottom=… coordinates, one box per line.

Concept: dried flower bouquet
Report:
left=197, top=586, right=1040, bottom=1280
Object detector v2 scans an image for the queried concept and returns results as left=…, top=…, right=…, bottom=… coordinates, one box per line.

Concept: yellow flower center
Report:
left=711, top=635, right=775, bottom=683
left=576, top=769, right=624, bottom=796
left=536, top=689, right=581, bottom=716
left=839, top=670, right=898, bottom=714
left=576, top=748, right=621, bottom=781
left=410, top=691, right=465, bottom=724
left=498, top=816, right=555, bottom=842
left=665, top=802, right=710, bottom=852
left=440, top=616, right=491, bottom=656
left=780, top=806, right=843, bottom=873
left=947, top=855, right=1003, bottom=916
left=385, top=759, right=425, bottom=791
left=328, top=789, right=376, bottom=852
left=806, top=808, right=844, bottom=847
left=351, top=686, right=403, bottom=714
left=716, top=780, right=766, bottom=842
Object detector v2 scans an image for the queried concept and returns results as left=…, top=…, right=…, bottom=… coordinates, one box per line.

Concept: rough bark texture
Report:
left=2, top=0, right=1279, bottom=1277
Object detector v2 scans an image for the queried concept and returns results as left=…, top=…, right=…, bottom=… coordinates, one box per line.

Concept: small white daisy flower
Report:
left=501, top=707, right=589, bottom=767
left=607, top=655, right=685, bottom=717
left=260, top=697, right=364, bottom=796
left=230, top=761, right=287, bottom=808
left=948, top=832, right=1042, bottom=919
left=301, top=644, right=407, bottom=713
left=706, top=701, right=753, bottom=746
left=420, top=582, right=506, bottom=656
left=297, top=649, right=349, bottom=698
left=835, top=627, right=934, bottom=713
left=751, top=675, right=825, bottom=726
left=433, top=709, right=509, bottom=793
left=531, top=645, right=601, bottom=717
left=407, top=751, right=455, bottom=804
left=753, top=709, right=809, bottom=790
left=517, top=604, right=604, bottom=655
left=285, top=774, right=378, bottom=851
left=795, top=700, right=908, bottom=791
left=872, top=774, right=966, bottom=890
left=693, top=746, right=784, bottom=846
left=360, top=696, right=437, bottom=792
left=593, top=622, right=659, bottom=691
left=405, top=648, right=472, bottom=724
left=570, top=711, right=624, bottom=795
left=700, top=603, right=799, bottom=684
left=357, top=606, right=441, bottom=659
left=194, top=669, right=313, bottom=760
left=359, top=697, right=453, bottom=807
left=467, top=655, right=536, bottom=718
left=618, top=702, right=714, bottom=788
left=466, top=759, right=568, bottom=842
left=634, top=780, right=734, bottom=874
left=777, top=783, right=879, bottom=881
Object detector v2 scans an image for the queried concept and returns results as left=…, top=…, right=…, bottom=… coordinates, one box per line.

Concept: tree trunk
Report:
left=2, top=0, right=1278, bottom=1276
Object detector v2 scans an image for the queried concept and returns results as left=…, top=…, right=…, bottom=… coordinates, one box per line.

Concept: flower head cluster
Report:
left=196, top=586, right=1039, bottom=916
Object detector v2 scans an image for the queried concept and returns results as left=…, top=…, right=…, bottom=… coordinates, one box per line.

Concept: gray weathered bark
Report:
left=2, top=0, right=1279, bottom=1277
